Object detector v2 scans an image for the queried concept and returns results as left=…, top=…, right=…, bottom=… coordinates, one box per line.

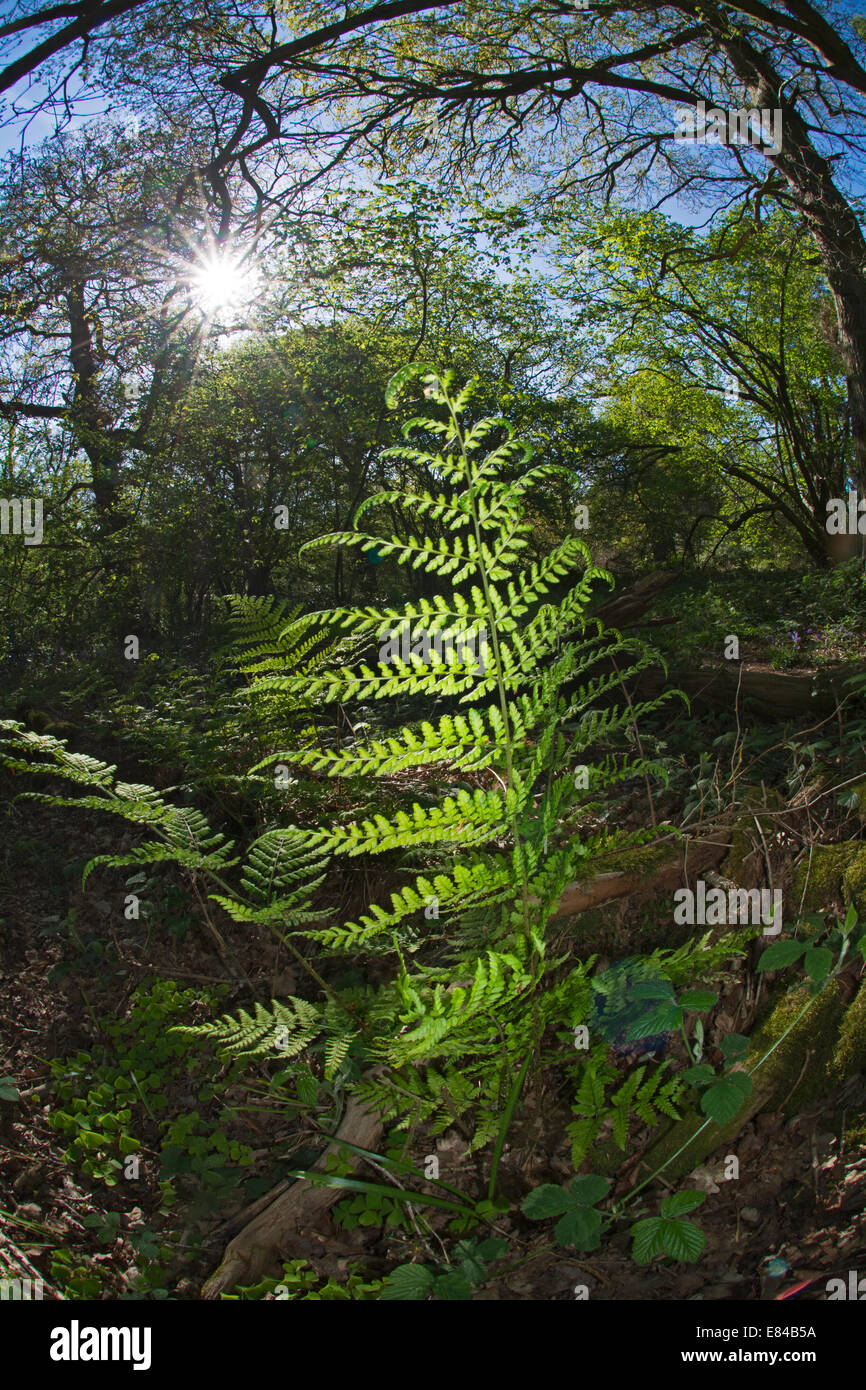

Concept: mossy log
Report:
left=550, top=828, right=732, bottom=921
left=638, top=660, right=866, bottom=718
left=631, top=973, right=866, bottom=1188
left=791, top=840, right=866, bottom=916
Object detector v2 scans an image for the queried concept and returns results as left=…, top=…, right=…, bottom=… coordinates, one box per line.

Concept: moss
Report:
left=589, top=1134, right=629, bottom=1177
left=748, top=980, right=846, bottom=1115
left=566, top=903, right=629, bottom=958
left=633, top=982, right=845, bottom=1183
left=723, top=822, right=761, bottom=886
left=844, top=845, right=866, bottom=910
left=791, top=842, right=861, bottom=916
left=723, top=793, right=782, bottom=885
left=829, top=978, right=866, bottom=1084
left=843, top=1121, right=866, bottom=1150
left=593, top=840, right=677, bottom=879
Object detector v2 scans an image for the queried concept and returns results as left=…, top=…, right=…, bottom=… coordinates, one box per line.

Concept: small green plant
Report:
left=0, top=366, right=680, bottom=1173
left=522, top=1174, right=610, bottom=1250
left=49, top=1249, right=102, bottom=1299
left=630, top=1191, right=706, bottom=1263
left=380, top=1237, right=509, bottom=1301
left=46, top=981, right=254, bottom=1206
left=521, top=1170, right=708, bottom=1266
left=224, top=1259, right=385, bottom=1300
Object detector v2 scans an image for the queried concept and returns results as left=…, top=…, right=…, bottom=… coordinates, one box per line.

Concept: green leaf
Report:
left=433, top=1271, right=473, bottom=1300
left=521, top=1184, right=573, bottom=1219
left=630, top=1217, right=666, bottom=1264
left=842, top=904, right=858, bottom=936
left=631, top=980, right=675, bottom=1001
left=295, top=1071, right=319, bottom=1107
left=718, top=1033, right=750, bottom=1062
left=660, top=1189, right=705, bottom=1218
left=625, top=1002, right=681, bottom=1038
left=285, top=1171, right=468, bottom=1213
left=631, top=1213, right=705, bottom=1264
left=380, top=1264, right=434, bottom=1300
left=385, top=363, right=440, bottom=409
left=659, top=1218, right=705, bottom=1262
left=568, top=1174, right=610, bottom=1206
left=554, top=1205, right=603, bottom=1251
left=757, top=940, right=806, bottom=971
left=683, top=1063, right=715, bottom=1089
left=0, top=1077, right=19, bottom=1102
left=475, top=1237, right=509, bottom=1261
left=700, top=1071, right=752, bottom=1125
left=678, top=990, right=717, bottom=1011
left=804, top=946, right=833, bottom=982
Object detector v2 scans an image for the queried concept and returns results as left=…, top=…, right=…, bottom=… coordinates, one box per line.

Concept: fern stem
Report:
left=443, top=389, right=533, bottom=944
left=487, top=1049, right=532, bottom=1202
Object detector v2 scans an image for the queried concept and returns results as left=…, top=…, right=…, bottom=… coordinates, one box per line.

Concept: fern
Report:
left=0, top=365, right=697, bottom=1157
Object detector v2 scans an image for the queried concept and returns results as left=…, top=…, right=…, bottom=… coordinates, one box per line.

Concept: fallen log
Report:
left=201, top=1094, right=383, bottom=1298
left=549, top=828, right=733, bottom=920
left=638, top=660, right=866, bottom=718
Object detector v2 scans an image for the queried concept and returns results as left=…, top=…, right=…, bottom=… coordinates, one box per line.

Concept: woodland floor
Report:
left=3, top=751, right=865, bottom=1302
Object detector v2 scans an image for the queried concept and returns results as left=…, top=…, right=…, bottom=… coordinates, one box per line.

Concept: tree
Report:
left=560, top=206, right=852, bottom=565
left=0, top=123, right=237, bottom=534
left=9, top=2, right=861, bottom=495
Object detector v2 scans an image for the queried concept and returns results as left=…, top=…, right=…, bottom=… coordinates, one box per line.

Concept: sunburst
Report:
left=187, top=249, right=260, bottom=320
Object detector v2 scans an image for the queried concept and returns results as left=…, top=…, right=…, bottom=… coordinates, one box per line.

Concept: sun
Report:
left=189, top=251, right=259, bottom=320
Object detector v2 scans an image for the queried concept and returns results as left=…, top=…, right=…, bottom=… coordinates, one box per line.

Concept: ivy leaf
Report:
left=757, top=939, right=806, bottom=971
left=700, top=1071, right=753, bottom=1125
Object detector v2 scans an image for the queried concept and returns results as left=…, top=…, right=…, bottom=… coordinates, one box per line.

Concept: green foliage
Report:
left=630, top=1191, right=706, bottom=1264
left=330, top=1133, right=424, bottom=1232
left=521, top=1174, right=610, bottom=1250
left=1, top=368, right=679, bottom=1160
left=224, top=1259, right=385, bottom=1301
left=567, top=1053, right=684, bottom=1167
left=380, top=1238, right=509, bottom=1301
left=46, top=980, right=253, bottom=1204
left=49, top=1249, right=102, bottom=1300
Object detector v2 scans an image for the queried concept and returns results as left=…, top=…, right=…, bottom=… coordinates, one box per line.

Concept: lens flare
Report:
left=189, top=252, right=259, bottom=318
